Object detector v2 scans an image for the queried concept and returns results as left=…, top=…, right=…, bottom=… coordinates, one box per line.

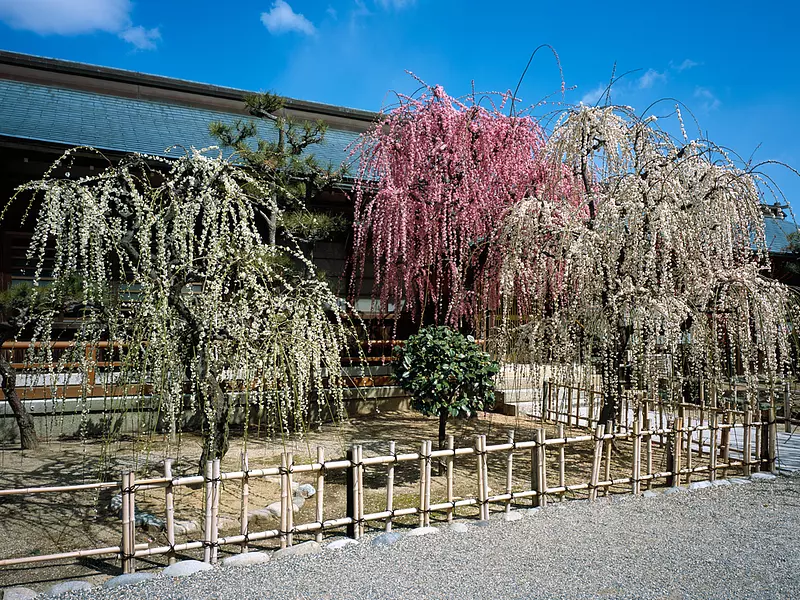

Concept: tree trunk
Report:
left=0, top=353, right=38, bottom=450
left=197, top=374, right=231, bottom=473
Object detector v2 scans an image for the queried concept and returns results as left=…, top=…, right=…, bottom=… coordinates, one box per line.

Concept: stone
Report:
left=472, top=519, right=491, bottom=527
left=273, top=541, right=322, bottom=559
left=295, top=484, right=316, bottom=499
left=711, top=479, right=731, bottom=487
left=174, top=519, right=199, bottom=535
left=47, top=581, right=93, bottom=595
left=729, top=477, right=753, bottom=485
left=751, top=472, right=777, bottom=481
left=370, top=532, right=403, bottom=547
left=162, top=559, right=213, bottom=577
left=327, top=538, right=359, bottom=550
left=407, top=526, right=439, bottom=537
left=503, top=511, right=524, bottom=522
left=447, top=522, right=469, bottom=533
left=689, top=480, right=713, bottom=491
left=642, top=490, right=660, bottom=498
left=522, top=507, right=542, bottom=514
left=663, top=486, right=687, bottom=495
left=222, top=552, right=270, bottom=567
left=102, top=573, right=156, bottom=588
left=2, top=587, right=38, bottom=600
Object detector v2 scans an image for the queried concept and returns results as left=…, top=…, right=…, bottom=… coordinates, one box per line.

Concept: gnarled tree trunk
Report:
left=0, top=351, right=38, bottom=450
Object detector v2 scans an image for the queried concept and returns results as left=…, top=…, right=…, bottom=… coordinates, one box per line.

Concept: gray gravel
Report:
left=57, top=476, right=800, bottom=600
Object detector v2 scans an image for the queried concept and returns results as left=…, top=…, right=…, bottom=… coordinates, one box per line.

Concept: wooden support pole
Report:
left=720, top=412, right=730, bottom=479
left=476, top=436, right=487, bottom=518
left=423, top=441, right=432, bottom=527
left=709, top=412, right=718, bottom=481
left=685, top=420, right=693, bottom=485
left=481, top=435, right=490, bottom=520
left=121, top=471, right=132, bottom=574
left=346, top=446, right=356, bottom=539
left=535, top=428, right=548, bottom=508
left=203, top=460, right=214, bottom=561
left=279, top=453, right=289, bottom=549
left=210, top=459, right=221, bottom=563
left=567, top=388, right=574, bottom=427
left=673, top=418, right=683, bottom=487
left=240, top=452, right=249, bottom=553
left=541, top=380, right=549, bottom=422
left=762, top=407, right=777, bottom=472
left=644, top=411, right=653, bottom=490
left=589, top=390, right=596, bottom=429
left=557, top=424, right=566, bottom=501
left=742, top=410, right=752, bottom=477
left=446, top=435, right=454, bottom=522
left=418, top=441, right=427, bottom=527
left=315, top=446, right=325, bottom=543
left=505, top=431, right=514, bottom=513
left=164, top=459, right=176, bottom=564
left=589, top=424, right=605, bottom=501
left=698, top=382, right=705, bottom=458
left=385, top=441, right=395, bottom=532
left=603, top=420, right=612, bottom=496
left=632, top=420, right=641, bottom=495
left=784, top=381, right=792, bottom=433
left=286, top=453, right=294, bottom=547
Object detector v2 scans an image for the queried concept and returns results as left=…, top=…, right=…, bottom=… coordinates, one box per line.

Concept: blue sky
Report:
left=1, top=0, right=799, bottom=213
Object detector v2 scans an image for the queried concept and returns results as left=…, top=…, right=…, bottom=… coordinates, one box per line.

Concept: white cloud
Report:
left=580, top=84, right=607, bottom=106
left=673, top=58, right=699, bottom=72
left=638, top=68, right=666, bottom=89
left=376, top=0, right=415, bottom=8
left=694, top=86, right=721, bottom=111
left=0, top=0, right=159, bottom=49
left=326, top=5, right=338, bottom=19
left=261, top=1, right=315, bottom=35
left=119, top=25, right=160, bottom=50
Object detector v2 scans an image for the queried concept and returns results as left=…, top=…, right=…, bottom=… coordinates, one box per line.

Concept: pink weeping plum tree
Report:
left=349, top=81, right=582, bottom=332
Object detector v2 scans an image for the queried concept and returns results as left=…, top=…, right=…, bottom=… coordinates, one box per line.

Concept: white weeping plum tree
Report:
left=501, top=104, right=797, bottom=424
left=6, top=147, right=359, bottom=467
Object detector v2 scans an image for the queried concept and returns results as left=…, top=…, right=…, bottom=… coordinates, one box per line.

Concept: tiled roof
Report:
left=763, top=215, right=799, bottom=254
left=0, top=79, right=361, bottom=169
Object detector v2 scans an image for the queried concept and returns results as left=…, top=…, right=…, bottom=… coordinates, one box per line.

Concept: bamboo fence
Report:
left=0, top=401, right=778, bottom=573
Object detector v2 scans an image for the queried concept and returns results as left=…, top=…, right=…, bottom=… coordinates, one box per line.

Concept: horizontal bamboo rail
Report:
left=0, top=406, right=778, bottom=570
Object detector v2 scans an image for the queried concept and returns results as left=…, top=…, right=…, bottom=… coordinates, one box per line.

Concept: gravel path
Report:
left=59, top=476, right=800, bottom=600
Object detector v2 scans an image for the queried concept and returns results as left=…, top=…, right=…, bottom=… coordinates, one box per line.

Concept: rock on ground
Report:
left=102, top=573, right=156, bottom=588
left=2, top=587, right=38, bottom=600
left=47, top=581, right=93, bottom=595
left=273, top=541, right=321, bottom=559
left=222, top=552, right=271, bottom=567
left=161, top=560, right=213, bottom=577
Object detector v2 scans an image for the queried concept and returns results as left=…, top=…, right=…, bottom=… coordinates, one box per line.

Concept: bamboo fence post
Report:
left=286, top=452, right=294, bottom=547
left=567, top=387, right=573, bottom=427
left=505, top=431, right=515, bottom=514
left=424, top=441, right=432, bottom=527
left=203, top=460, right=213, bottom=562
left=346, top=446, right=356, bottom=539
left=698, top=381, right=705, bottom=458
left=720, top=412, right=730, bottom=479
left=784, top=381, right=792, bottom=433
left=557, top=424, right=566, bottom=501
left=385, top=441, right=395, bottom=532
left=603, top=420, right=612, bottom=496
left=589, top=424, right=605, bottom=501
left=709, top=411, right=719, bottom=481
left=210, top=459, right=221, bottom=563
left=754, top=411, right=762, bottom=472
left=685, top=419, right=693, bottom=484
left=742, top=410, right=753, bottom=477
left=645, top=410, right=653, bottom=490
left=279, top=453, right=288, bottom=549
left=164, top=459, right=176, bottom=565
left=535, top=428, right=548, bottom=508
left=418, top=441, right=427, bottom=527
left=476, top=436, right=486, bottom=516
left=446, top=435, right=455, bottom=522
left=762, top=407, right=777, bottom=472
left=121, top=471, right=132, bottom=574
left=673, top=418, right=683, bottom=487
left=315, top=446, right=325, bottom=543
left=240, top=452, right=249, bottom=553
left=632, top=420, right=641, bottom=495
left=481, top=435, right=490, bottom=520
left=658, top=401, right=665, bottom=447
left=356, top=446, right=365, bottom=538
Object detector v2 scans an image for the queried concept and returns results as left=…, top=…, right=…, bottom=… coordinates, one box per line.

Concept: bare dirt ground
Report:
left=0, top=408, right=672, bottom=592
